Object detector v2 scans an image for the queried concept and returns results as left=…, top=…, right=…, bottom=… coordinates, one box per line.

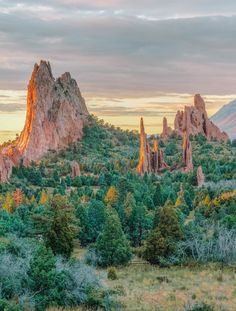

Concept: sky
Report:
left=1, top=0, right=236, bottom=142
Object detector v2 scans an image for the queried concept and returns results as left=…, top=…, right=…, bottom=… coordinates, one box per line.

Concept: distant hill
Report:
left=211, top=99, right=236, bottom=140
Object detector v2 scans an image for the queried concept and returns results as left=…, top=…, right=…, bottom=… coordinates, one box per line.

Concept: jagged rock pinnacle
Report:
left=0, top=60, right=89, bottom=181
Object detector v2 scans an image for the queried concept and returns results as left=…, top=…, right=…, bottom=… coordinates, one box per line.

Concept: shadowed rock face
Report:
left=160, top=117, right=173, bottom=140
left=175, top=94, right=229, bottom=142
left=0, top=60, right=89, bottom=182
left=182, top=130, right=193, bottom=172
left=70, top=161, right=81, bottom=178
left=197, top=165, right=205, bottom=187
left=0, top=155, right=13, bottom=183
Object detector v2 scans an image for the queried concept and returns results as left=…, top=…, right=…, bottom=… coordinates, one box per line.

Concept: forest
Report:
left=0, top=116, right=236, bottom=311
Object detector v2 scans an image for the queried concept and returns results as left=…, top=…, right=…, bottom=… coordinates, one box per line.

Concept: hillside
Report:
left=211, top=99, right=236, bottom=140
left=0, top=117, right=236, bottom=311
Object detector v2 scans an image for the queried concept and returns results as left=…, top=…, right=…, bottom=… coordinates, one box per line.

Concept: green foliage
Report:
left=95, top=210, right=132, bottom=267
left=184, top=302, right=215, bottom=311
left=33, top=195, right=76, bottom=257
left=27, top=244, right=64, bottom=311
left=144, top=203, right=183, bottom=264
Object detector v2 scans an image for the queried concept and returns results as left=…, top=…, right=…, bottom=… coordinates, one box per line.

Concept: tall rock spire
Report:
left=0, top=60, right=89, bottom=182
left=182, top=130, right=193, bottom=172
left=160, top=117, right=173, bottom=139
left=137, top=118, right=168, bottom=175
left=197, top=166, right=205, bottom=187
left=16, top=60, right=89, bottom=164
left=137, top=117, right=151, bottom=175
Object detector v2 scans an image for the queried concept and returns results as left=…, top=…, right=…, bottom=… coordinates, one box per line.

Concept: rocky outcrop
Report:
left=0, top=155, right=13, bottom=183
left=137, top=118, right=151, bottom=175
left=0, top=60, right=89, bottom=182
left=182, top=131, right=193, bottom=172
left=175, top=94, right=228, bottom=142
left=137, top=118, right=167, bottom=175
left=160, top=117, right=173, bottom=140
left=197, top=166, right=205, bottom=187
left=70, top=161, right=81, bottom=178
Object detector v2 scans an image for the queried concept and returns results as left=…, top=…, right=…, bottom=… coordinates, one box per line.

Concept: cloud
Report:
left=0, top=103, right=25, bottom=112
left=0, top=0, right=236, bottom=96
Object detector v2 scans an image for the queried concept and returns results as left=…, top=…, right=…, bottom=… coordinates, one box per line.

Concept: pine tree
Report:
left=95, top=210, right=132, bottom=267
left=143, top=202, right=183, bottom=264
left=45, top=195, right=76, bottom=257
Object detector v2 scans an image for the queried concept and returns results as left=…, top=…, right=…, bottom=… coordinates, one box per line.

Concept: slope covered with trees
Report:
left=0, top=116, right=235, bottom=310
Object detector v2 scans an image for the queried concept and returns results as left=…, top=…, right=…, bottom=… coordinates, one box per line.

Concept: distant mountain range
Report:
left=211, top=99, right=236, bottom=140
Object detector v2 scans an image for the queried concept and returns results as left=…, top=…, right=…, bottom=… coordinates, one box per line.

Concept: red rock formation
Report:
left=160, top=117, right=173, bottom=139
left=137, top=118, right=151, bottom=175
left=70, top=161, right=81, bottom=178
left=182, top=130, right=193, bottom=172
left=175, top=94, right=229, bottom=141
left=158, top=149, right=168, bottom=171
left=197, top=166, right=205, bottom=187
left=137, top=118, right=168, bottom=175
left=0, top=155, right=13, bottom=183
left=0, top=60, right=89, bottom=182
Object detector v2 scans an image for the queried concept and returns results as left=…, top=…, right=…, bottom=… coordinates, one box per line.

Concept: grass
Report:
left=107, top=259, right=236, bottom=310
left=67, top=246, right=236, bottom=311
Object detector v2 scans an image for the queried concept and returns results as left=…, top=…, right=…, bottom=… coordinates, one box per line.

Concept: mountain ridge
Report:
left=211, top=99, right=236, bottom=139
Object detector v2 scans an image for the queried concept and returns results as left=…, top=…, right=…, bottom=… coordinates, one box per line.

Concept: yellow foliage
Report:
left=175, top=196, right=184, bottom=207
left=3, top=192, right=15, bottom=213
left=39, top=190, right=49, bottom=205
left=104, top=186, right=118, bottom=206
left=201, top=195, right=211, bottom=206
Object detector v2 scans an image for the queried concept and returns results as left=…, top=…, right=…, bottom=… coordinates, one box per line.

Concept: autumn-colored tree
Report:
left=2, top=192, right=15, bottom=213
left=13, top=188, right=23, bottom=207
left=39, top=190, right=49, bottom=205
left=201, top=195, right=211, bottom=206
left=104, top=186, right=118, bottom=206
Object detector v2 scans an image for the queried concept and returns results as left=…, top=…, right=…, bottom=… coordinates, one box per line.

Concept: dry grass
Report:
left=107, top=258, right=236, bottom=311
left=49, top=248, right=236, bottom=311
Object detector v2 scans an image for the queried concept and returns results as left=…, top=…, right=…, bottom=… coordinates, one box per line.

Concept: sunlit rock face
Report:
left=137, top=117, right=167, bottom=175
left=175, top=94, right=229, bottom=142
left=15, top=61, right=89, bottom=164
left=0, top=60, right=89, bottom=181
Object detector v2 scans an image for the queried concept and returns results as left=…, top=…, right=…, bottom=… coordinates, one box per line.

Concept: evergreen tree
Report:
left=95, top=210, right=132, bottom=266
left=45, top=195, right=76, bottom=257
left=144, top=202, right=183, bottom=264
left=27, top=244, right=64, bottom=311
left=128, top=204, right=146, bottom=246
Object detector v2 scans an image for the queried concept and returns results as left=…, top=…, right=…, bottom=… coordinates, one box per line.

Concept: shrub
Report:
left=107, top=267, right=118, bottom=280
left=184, top=302, right=215, bottom=311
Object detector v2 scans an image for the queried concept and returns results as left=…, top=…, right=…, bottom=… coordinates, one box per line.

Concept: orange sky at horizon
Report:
left=0, top=90, right=235, bottom=144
